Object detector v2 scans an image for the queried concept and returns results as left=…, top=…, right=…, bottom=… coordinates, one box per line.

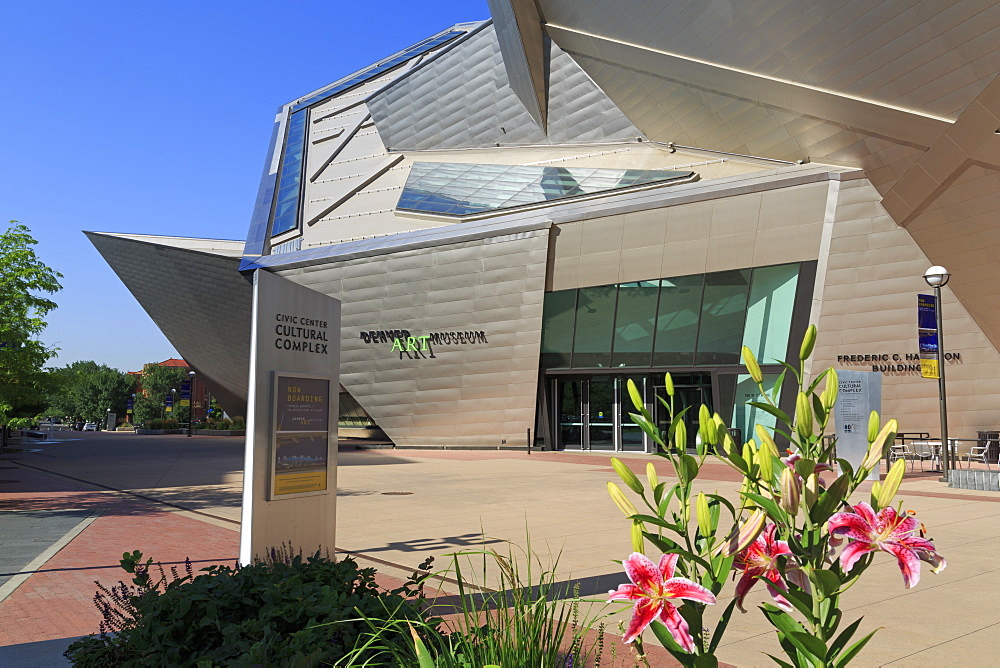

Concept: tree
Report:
left=44, top=361, right=135, bottom=424
left=133, top=363, right=187, bottom=426
left=0, top=221, right=63, bottom=447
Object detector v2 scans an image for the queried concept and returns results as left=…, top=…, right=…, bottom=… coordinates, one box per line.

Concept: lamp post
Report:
left=923, top=265, right=951, bottom=481
left=170, top=388, right=176, bottom=424
left=130, top=393, right=136, bottom=426
left=187, top=370, right=196, bottom=437
left=106, top=408, right=111, bottom=431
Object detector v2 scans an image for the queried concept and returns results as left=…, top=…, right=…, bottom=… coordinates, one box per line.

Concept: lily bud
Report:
left=742, top=346, right=763, bottom=384
left=877, top=458, right=906, bottom=509
left=821, top=369, right=838, bottom=412
left=696, top=492, right=712, bottom=537
left=674, top=420, right=687, bottom=451
left=626, top=378, right=644, bottom=412
left=717, top=509, right=766, bottom=557
left=646, top=462, right=658, bottom=491
left=804, top=473, right=819, bottom=508
left=742, top=440, right=757, bottom=468
left=758, top=442, right=775, bottom=483
left=861, top=419, right=898, bottom=470
left=867, top=411, right=880, bottom=444
left=630, top=520, right=645, bottom=553
left=795, top=392, right=814, bottom=440
left=699, top=405, right=718, bottom=445
left=608, top=482, right=638, bottom=518
left=799, top=324, right=817, bottom=361
left=612, top=457, right=644, bottom=494
left=664, top=372, right=675, bottom=397
left=755, top=424, right=779, bottom=458
left=779, top=467, right=800, bottom=516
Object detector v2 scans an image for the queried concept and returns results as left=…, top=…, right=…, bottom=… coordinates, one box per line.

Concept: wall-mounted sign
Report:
left=359, top=328, right=489, bottom=360
left=271, top=374, right=330, bottom=498
left=836, top=351, right=960, bottom=374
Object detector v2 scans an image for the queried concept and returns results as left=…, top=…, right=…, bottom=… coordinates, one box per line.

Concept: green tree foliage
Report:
left=133, top=364, right=187, bottom=426
left=0, top=221, right=62, bottom=443
left=45, top=361, right=136, bottom=424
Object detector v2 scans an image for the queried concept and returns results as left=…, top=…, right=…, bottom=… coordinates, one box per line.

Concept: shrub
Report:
left=66, top=550, right=426, bottom=667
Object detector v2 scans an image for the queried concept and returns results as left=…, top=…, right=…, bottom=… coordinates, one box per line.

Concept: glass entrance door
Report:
left=588, top=377, right=615, bottom=450
left=556, top=379, right=584, bottom=449
left=553, top=376, right=649, bottom=451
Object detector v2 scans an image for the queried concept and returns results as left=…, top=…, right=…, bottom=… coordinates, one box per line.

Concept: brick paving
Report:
left=0, top=462, right=238, bottom=647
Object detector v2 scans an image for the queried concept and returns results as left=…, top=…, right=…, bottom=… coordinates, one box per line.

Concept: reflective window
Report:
left=541, top=290, right=577, bottom=368
left=695, top=269, right=750, bottom=365
left=573, top=285, right=618, bottom=368
left=730, top=373, right=780, bottom=442
left=652, top=274, right=704, bottom=366
left=270, top=29, right=466, bottom=238
left=611, top=281, right=660, bottom=367
left=270, top=111, right=307, bottom=236
left=397, top=163, right=695, bottom=217
left=743, top=263, right=799, bottom=364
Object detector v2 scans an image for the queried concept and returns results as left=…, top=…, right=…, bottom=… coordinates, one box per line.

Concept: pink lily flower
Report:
left=608, top=552, right=716, bottom=650
left=734, top=523, right=799, bottom=612
left=828, top=502, right=946, bottom=588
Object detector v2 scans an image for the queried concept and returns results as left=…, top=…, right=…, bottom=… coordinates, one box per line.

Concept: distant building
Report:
left=129, top=359, right=213, bottom=422
left=90, top=1, right=1000, bottom=450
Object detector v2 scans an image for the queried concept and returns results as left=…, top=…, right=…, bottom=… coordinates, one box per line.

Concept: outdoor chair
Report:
left=965, top=436, right=999, bottom=469
left=889, top=444, right=916, bottom=472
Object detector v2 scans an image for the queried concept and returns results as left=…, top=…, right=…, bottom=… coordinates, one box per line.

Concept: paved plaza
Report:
left=1, top=430, right=998, bottom=666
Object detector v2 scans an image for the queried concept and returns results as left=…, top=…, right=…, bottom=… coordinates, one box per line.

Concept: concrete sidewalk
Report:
left=2, top=432, right=998, bottom=666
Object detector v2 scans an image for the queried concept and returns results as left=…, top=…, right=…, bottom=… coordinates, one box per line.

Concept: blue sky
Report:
left=2, top=0, right=488, bottom=372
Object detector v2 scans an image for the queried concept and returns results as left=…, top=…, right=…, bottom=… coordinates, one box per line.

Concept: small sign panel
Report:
left=271, top=374, right=331, bottom=498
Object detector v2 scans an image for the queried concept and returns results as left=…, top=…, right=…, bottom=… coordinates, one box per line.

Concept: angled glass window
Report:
left=269, top=28, right=466, bottom=238
left=397, top=163, right=696, bottom=217
left=611, top=281, right=660, bottom=367
left=572, top=285, right=618, bottom=368
left=694, top=269, right=751, bottom=365
left=651, top=274, right=704, bottom=366
left=743, top=263, right=800, bottom=364
left=270, top=110, right=308, bottom=236
left=541, top=290, right=577, bottom=369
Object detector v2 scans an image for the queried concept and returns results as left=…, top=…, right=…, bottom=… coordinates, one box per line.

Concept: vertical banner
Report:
left=180, top=378, right=191, bottom=407
left=918, top=294, right=939, bottom=379
left=833, top=370, right=883, bottom=481
left=126, top=397, right=133, bottom=415
left=165, top=392, right=173, bottom=413
left=241, top=270, right=340, bottom=565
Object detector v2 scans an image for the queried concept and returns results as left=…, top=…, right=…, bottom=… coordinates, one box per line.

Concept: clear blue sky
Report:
left=2, top=0, right=489, bottom=372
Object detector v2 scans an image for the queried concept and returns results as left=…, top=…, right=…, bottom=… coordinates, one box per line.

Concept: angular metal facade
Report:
left=86, top=232, right=253, bottom=416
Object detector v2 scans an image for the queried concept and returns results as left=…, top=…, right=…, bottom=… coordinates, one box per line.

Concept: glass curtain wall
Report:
left=541, top=262, right=803, bottom=447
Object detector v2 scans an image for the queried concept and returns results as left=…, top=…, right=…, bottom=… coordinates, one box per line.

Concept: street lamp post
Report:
left=923, top=266, right=951, bottom=482
left=106, top=408, right=111, bottom=431
left=187, top=370, right=196, bottom=437
left=170, top=388, right=176, bottom=424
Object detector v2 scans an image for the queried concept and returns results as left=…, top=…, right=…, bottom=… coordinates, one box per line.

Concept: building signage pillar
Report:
left=240, top=269, right=341, bottom=564
left=833, top=370, right=882, bottom=481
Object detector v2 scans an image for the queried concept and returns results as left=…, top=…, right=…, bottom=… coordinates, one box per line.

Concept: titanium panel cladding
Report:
left=86, top=232, right=252, bottom=415
left=367, top=23, right=642, bottom=150
left=279, top=228, right=550, bottom=447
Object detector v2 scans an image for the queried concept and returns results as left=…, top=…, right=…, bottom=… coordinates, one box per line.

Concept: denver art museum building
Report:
left=90, top=0, right=1000, bottom=451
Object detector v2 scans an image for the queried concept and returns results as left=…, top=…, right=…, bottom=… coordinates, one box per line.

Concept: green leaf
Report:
left=631, top=514, right=683, bottom=532
left=649, top=619, right=687, bottom=654
left=806, top=367, right=831, bottom=395
left=409, top=623, right=435, bottom=668
left=770, top=369, right=787, bottom=403
left=743, top=492, right=784, bottom=522
left=828, top=617, right=863, bottom=659
left=764, top=654, right=795, bottom=668
left=674, top=454, right=700, bottom=484
left=811, top=569, right=842, bottom=598
left=810, top=473, right=851, bottom=524
left=833, top=628, right=880, bottom=667
left=787, top=631, right=828, bottom=664
left=747, top=401, right=791, bottom=425
left=709, top=599, right=739, bottom=652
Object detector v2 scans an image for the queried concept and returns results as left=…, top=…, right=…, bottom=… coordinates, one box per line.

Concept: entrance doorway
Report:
left=553, top=373, right=714, bottom=451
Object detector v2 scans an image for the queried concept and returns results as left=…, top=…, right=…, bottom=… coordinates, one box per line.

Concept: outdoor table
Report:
left=910, top=439, right=970, bottom=472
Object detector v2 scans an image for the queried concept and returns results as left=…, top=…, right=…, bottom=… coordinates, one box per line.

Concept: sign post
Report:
left=240, top=269, right=340, bottom=564
left=833, top=370, right=882, bottom=481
